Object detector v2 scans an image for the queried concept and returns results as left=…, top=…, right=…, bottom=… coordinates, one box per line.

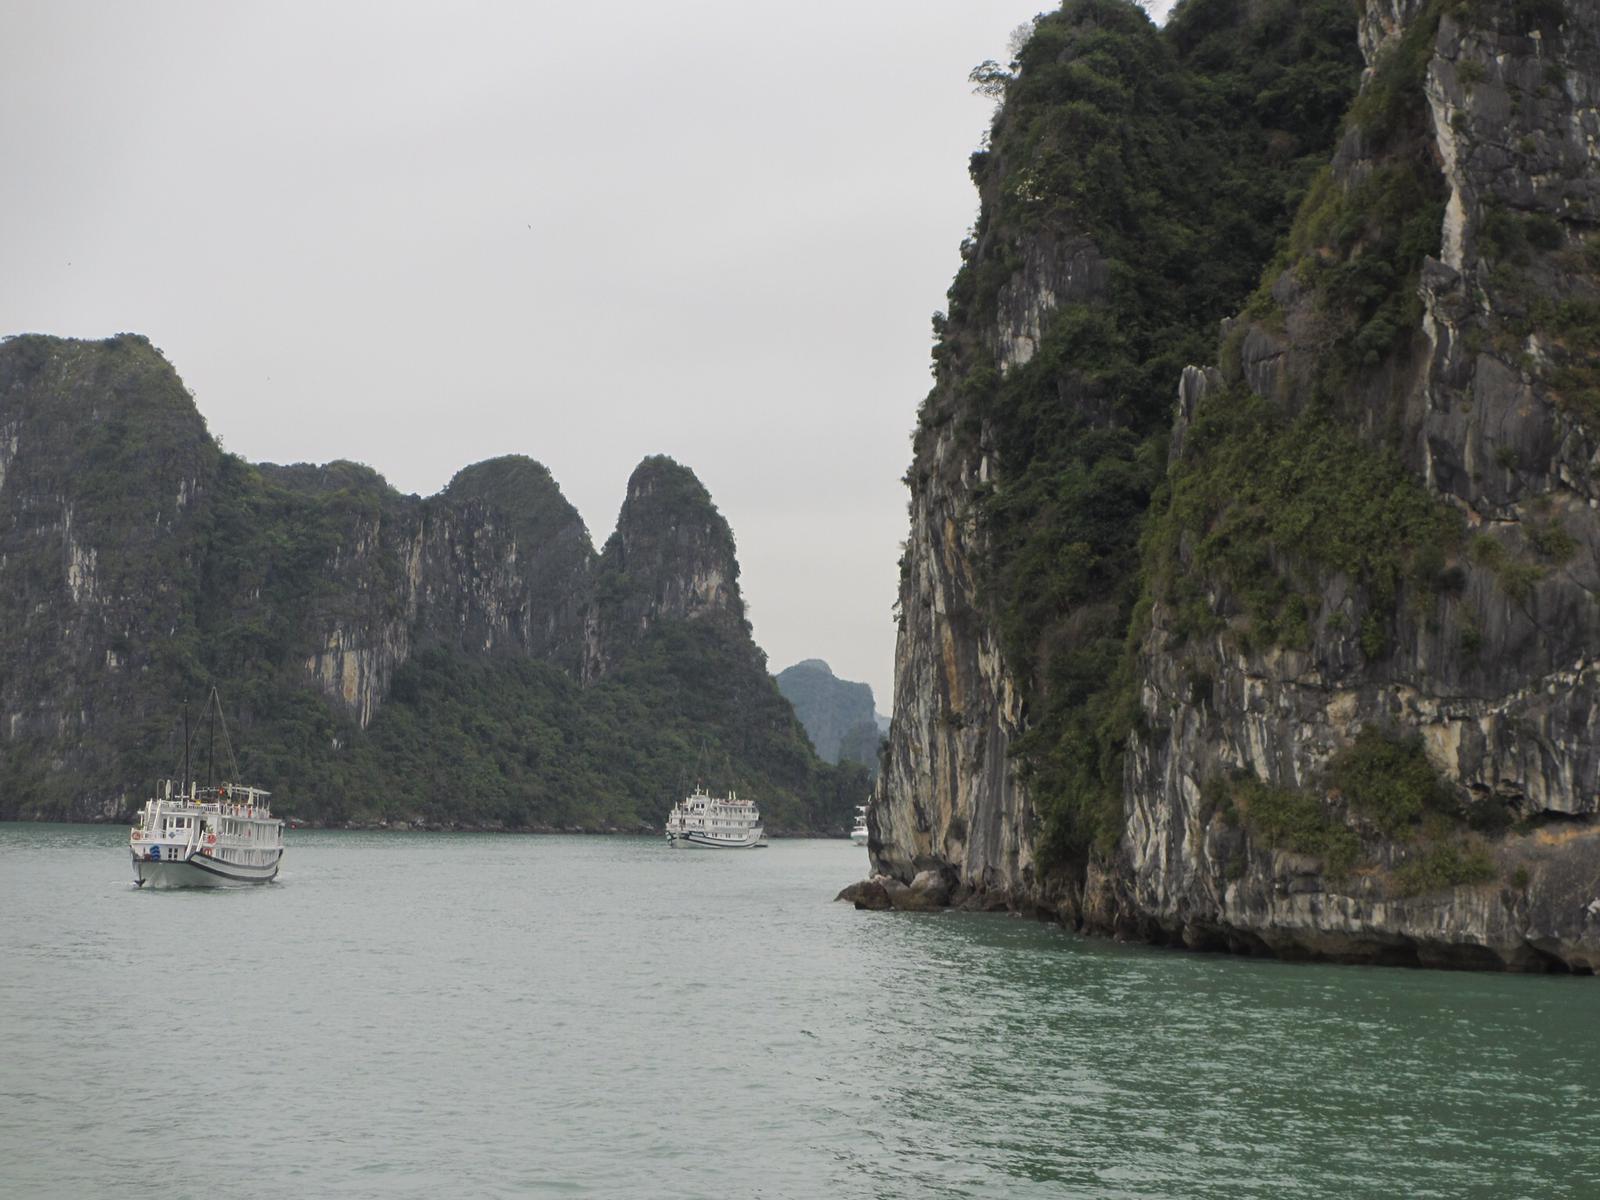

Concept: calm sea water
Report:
left=1, top=823, right=1596, bottom=1199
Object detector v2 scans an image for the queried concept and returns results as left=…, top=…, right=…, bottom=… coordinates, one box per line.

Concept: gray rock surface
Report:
left=868, top=0, right=1600, bottom=970
left=836, top=878, right=893, bottom=910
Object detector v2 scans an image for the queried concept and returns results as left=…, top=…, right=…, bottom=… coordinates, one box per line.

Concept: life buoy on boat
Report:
left=206, top=834, right=216, bottom=845
left=132, top=831, right=141, bottom=840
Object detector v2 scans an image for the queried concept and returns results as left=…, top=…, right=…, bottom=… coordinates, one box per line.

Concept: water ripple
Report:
left=1, top=825, right=1596, bottom=1198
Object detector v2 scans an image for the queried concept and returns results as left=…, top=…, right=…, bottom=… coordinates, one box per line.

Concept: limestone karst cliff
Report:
left=0, top=334, right=863, bottom=830
left=773, top=659, right=883, bottom=772
left=872, top=0, right=1600, bottom=969
left=583, top=455, right=742, bottom=682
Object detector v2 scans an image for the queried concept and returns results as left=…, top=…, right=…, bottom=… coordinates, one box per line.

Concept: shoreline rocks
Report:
left=836, top=869, right=957, bottom=913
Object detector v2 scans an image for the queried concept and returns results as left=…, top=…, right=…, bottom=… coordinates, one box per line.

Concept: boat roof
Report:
left=680, top=788, right=754, bottom=803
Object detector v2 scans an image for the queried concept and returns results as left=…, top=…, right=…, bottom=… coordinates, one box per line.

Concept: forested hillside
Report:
left=0, top=334, right=866, bottom=832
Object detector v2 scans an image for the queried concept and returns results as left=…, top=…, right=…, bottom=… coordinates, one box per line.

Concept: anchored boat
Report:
left=130, top=781, right=284, bottom=887
left=129, top=689, right=284, bottom=887
left=664, top=786, right=766, bottom=849
left=851, top=803, right=869, bottom=846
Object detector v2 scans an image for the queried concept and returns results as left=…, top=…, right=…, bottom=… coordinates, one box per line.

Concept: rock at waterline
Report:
left=835, top=878, right=892, bottom=910
left=836, top=874, right=948, bottom=913
left=908, top=869, right=953, bottom=908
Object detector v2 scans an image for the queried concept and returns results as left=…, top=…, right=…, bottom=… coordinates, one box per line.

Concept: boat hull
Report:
left=665, top=831, right=765, bottom=849
left=132, top=849, right=281, bottom=888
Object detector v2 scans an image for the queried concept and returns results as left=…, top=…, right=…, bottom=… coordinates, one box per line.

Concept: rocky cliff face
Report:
left=298, top=456, right=596, bottom=729
left=0, top=334, right=216, bottom=815
left=871, top=0, right=1600, bottom=970
left=1110, top=0, right=1600, bottom=970
left=0, top=336, right=840, bottom=826
left=874, top=0, right=1333, bottom=907
left=875, top=409, right=1035, bottom=893
left=206, top=453, right=595, bottom=736
left=583, top=455, right=741, bottom=682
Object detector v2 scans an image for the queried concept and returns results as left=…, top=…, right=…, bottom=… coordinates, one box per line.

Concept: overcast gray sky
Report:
left=2, top=0, right=1176, bottom=710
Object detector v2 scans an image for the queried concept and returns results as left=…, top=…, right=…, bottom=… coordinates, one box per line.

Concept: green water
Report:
left=1, top=823, right=1594, bottom=1198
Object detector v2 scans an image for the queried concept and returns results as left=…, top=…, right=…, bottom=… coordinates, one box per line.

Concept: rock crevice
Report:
left=869, top=0, right=1600, bottom=970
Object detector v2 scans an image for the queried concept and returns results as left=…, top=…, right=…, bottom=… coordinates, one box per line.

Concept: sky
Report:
left=1, top=0, right=1176, bottom=710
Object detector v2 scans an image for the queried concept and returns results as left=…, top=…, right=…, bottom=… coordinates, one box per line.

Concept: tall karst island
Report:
left=863, top=0, right=1600, bottom=970
left=0, top=333, right=867, bottom=831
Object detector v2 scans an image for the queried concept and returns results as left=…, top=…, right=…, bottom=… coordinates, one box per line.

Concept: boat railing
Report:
left=143, top=800, right=275, bottom=821
left=154, top=779, right=272, bottom=805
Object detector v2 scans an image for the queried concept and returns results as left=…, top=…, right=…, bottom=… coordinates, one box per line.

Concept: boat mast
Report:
left=181, top=699, right=191, bottom=800
left=206, top=689, right=217, bottom=789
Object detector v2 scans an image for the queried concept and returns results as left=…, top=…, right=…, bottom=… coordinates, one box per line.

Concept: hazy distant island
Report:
left=0, top=333, right=868, bottom=834
left=773, top=659, right=886, bottom=777
left=860, top=0, right=1600, bottom=971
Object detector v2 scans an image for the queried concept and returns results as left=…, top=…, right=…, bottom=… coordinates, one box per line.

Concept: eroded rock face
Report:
left=873, top=415, right=1035, bottom=903
left=280, top=456, right=595, bottom=730
left=872, top=32, right=1129, bottom=913
left=872, top=0, right=1600, bottom=970
left=1117, top=0, right=1600, bottom=970
left=0, top=336, right=748, bottom=818
left=990, top=234, right=1109, bottom=374
left=581, top=455, right=744, bottom=682
left=0, top=335, right=217, bottom=816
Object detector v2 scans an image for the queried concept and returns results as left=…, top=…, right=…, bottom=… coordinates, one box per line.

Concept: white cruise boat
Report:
left=851, top=803, right=869, bottom=846
left=130, top=779, right=284, bottom=887
left=665, top=786, right=766, bottom=849
left=128, top=689, right=284, bottom=887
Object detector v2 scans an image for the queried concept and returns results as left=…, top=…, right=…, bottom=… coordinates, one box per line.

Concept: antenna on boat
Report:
left=205, top=687, right=243, bottom=784
left=691, top=737, right=712, bottom=791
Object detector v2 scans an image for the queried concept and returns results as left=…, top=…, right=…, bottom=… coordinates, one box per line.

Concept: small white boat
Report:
left=130, top=780, right=284, bottom=887
left=128, top=688, right=285, bottom=887
left=851, top=803, right=869, bottom=846
left=665, top=786, right=766, bottom=849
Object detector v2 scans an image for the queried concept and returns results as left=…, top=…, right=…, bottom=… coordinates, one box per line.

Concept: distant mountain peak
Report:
left=774, top=659, right=880, bottom=774
left=787, top=658, right=834, bottom=676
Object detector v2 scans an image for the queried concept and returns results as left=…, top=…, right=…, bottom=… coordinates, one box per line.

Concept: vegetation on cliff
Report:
left=933, top=0, right=1578, bottom=884
left=330, top=625, right=867, bottom=832
left=0, top=334, right=218, bottom=812
left=923, top=0, right=1365, bottom=865
left=1206, top=729, right=1497, bottom=893
left=1139, top=0, right=1578, bottom=886
left=0, top=336, right=861, bottom=832
left=1148, top=389, right=1463, bottom=657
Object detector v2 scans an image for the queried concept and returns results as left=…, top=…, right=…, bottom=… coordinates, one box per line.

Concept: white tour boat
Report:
left=128, top=688, right=285, bottom=887
left=851, top=803, right=869, bottom=846
left=130, top=779, right=284, bottom=887
left=664, top=786, right=766, bottom=849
